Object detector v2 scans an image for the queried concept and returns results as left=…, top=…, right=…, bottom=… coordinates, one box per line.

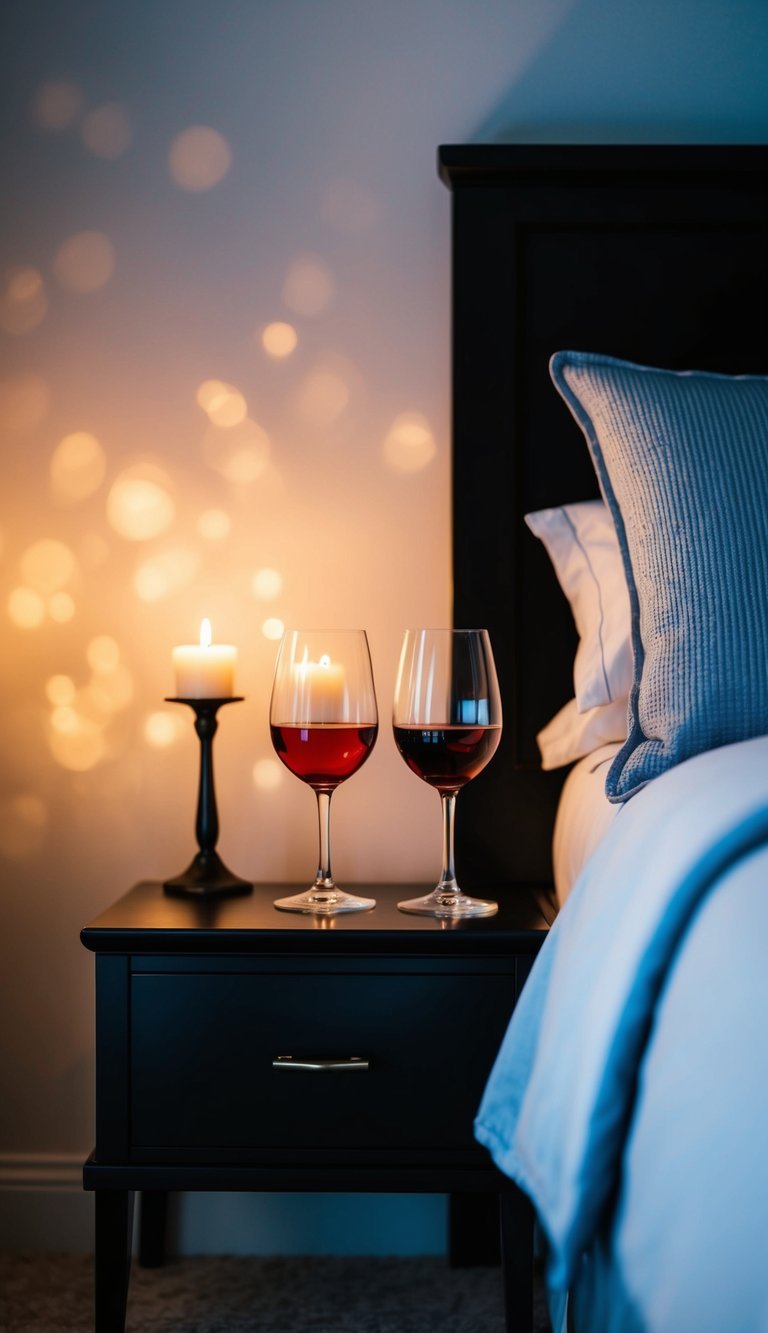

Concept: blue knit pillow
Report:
left=550, top=351, right=768, bottom=801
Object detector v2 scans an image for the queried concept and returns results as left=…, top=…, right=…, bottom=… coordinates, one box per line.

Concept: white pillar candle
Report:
left=292, top=653, right=347, bottom=722
left=172, top=619, right=237, bottom=698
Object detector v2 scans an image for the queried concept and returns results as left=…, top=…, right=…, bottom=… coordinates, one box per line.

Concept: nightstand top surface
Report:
left=81, top=881, right=555, bottom=955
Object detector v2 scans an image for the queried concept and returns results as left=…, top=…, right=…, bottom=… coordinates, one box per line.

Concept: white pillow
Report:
left=525, top=500, right=632, bottom=712
left=537, top=696, right=628, bottom=772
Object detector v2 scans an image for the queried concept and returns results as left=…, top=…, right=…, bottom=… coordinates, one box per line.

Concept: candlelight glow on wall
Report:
left=0, top=2, right=457, bottom=1227
left=0, top=12, right=457, bottom=1061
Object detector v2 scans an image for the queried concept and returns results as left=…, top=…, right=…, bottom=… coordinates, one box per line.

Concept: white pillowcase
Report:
left=525, top=500, right=632, bottom=712
left=526, top=499, right=632, bottom=769
left=552, top=743, right=622, bottom=902
left=537, top=696, right=628, bottom=771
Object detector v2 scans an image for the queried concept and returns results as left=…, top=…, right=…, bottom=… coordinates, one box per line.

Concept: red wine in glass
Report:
left=269, top=629, right=378, bottom=914
left=271, top=723, right=377, bottom=788
left=393, top=628, right=502, bottom=918
left=393, top=724, right=501, bottom=792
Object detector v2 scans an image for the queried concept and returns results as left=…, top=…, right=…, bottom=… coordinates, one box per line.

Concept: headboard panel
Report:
left=440, top=144, right=768, bottom=887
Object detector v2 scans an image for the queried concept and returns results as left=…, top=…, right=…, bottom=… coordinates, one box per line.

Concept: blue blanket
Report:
left=475, top=735, right=768, bottom=1291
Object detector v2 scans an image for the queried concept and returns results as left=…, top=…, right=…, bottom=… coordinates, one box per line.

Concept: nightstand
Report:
left=81, top=881, right=553, bottom=1332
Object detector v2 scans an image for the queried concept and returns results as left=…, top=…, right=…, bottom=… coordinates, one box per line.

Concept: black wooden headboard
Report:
left=441, top=143, right=768, bottom=889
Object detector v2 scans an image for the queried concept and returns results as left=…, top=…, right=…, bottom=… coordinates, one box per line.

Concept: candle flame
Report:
left=319, top=654, right=331, bottom=668
left=200, top=618, right=212, bottom=648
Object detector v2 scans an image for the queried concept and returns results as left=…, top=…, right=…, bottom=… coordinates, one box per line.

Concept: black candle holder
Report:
left=163, top=697, right=252, bottom=898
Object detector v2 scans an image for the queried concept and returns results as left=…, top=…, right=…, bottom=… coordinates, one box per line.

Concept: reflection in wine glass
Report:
left=393, top=629, right=502, bottom=918
left=270, top=629, right=378, bottom=914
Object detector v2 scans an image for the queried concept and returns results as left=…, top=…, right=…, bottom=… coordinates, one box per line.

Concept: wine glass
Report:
left=393, top=628, right=502, bottom=918
left=270, top=629, right=378, bottom=914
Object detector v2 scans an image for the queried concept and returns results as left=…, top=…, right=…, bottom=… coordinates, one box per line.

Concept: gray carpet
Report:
left=0, top=1254, right=551, bottom=1331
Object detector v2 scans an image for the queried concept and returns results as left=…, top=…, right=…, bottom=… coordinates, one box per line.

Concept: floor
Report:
left=0, top=1253, right=551, bottom=1331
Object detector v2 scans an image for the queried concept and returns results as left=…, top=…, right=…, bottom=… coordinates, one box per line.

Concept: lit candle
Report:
left=172, top=619, right=237, bottom=698
left=292, top=652, right=346, bottom=722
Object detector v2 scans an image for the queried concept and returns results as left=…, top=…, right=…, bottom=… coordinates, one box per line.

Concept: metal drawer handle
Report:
left=272, top=1055, right=370, bottom=1073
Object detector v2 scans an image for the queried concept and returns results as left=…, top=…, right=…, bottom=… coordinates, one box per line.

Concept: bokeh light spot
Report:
left=262, top=617, right=284, bottom=641
left=48, top=592, right=76, bottom=623
left=201, top=418, right=270, bottom=483
left=282, top=254, right=334, bottom=316
left=83, top=664, right=133, bottom=712
left=46, top=674, right=76, bottom=706
left=20, top=538, right=76, bottom=594
left=196, top=379, right=247, bottom=427
left=296, top=368, right=349, bottom=427
left=0, top=374, right=50, bottom=433
left=50, top=431, right=106, bottom=502
left=383, top=411, right=438, bottom=473
left=53, top=230, right=115, bottom=294
left=81, top=103, right=133, bottom=159
left=51, top=706, right=79, bottom=735
left=0, top=267, right=47, bottom=335
left=48, top=716, right=106, bottom=771
left=33, top=80, right=83, bottom=131
left=197, top=509, right=231, bottom=541
left=144, top=710, right=184, bottom=749
left=261, top=322, right=298, bottom=358
left=251, top=567, right=283, bottom=600
left=1, top=793, right=48, bottom=861
left=133, top=565, right=167, bottom=602
left=133, top=546, right=200, bottom=602
left=86, top=636, right=120, bottom=672
left=253, top=758, right=284, bottom=791
left=8, top=587, right=45, bottom=628
left=9, top=268, right=43, bottom=302
left=107, top=464, right=175, bottom=541
left=169, top=126, right=232, bottom=192
left=44, top=639, right=134, bottom=772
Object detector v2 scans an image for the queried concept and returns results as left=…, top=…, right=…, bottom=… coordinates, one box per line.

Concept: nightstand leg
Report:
left=448, top=1193, right=501, bottom=1266
left=499, top=1186, right=534, bottom=1331
left=95, top=1189, right=134, bottom=1333
left=139, top=1190, right=169, bottom=1267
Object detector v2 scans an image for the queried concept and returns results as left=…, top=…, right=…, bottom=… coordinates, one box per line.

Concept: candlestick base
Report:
left=162, top=695, right=252, bottom=899
left=164, top=850, right=252, bottom=899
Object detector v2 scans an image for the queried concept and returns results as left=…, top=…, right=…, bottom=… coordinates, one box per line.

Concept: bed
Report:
left=440, top=145, right=768, bottom=1331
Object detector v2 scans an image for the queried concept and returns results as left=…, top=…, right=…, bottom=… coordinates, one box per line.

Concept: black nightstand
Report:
left=81, top=881, right=553, bottom=1332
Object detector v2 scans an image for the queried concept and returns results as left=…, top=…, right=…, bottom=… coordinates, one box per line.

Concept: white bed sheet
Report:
left=552, top=743, right=621, bottom=905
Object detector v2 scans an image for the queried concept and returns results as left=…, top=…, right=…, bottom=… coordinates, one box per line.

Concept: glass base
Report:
left=397, top=888, right=498, bottom=919
left=274, top=886, right=376, bottom=915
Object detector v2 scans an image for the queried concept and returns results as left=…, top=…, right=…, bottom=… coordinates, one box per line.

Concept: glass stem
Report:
left=437, top=791, right=460, bottom=896
left=314, top=789, right=335, bottom=890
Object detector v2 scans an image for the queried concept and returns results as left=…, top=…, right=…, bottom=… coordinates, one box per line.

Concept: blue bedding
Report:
left=475, top=735, right=768, bottom=1330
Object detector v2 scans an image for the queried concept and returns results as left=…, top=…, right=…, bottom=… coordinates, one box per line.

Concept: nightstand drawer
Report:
left=130, top=971, right=516, bottom=1153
